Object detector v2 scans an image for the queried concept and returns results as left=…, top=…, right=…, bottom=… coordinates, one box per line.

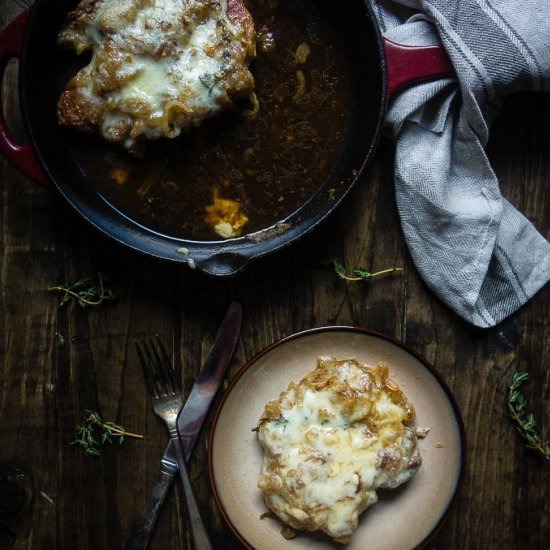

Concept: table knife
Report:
left=126, top=302, right=242, bottom=550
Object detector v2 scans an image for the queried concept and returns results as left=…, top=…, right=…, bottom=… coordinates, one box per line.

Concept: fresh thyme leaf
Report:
left=353, top=268, right=372, bottom=279
left=326, top=259, right=404, bottom=282
left=507, top=371, right=549, bottom=460
left=48, top=272, right=116, bottom=308
left=71, top=410, right=143, bottom=458
left=253, top=415, right=289, bottom=432
left=55, top=332, right=66, bottom=349
left=87, top=447, right=100, bottom=457
left=331, top=260, right=347, bottom=279
left=199, top=73, right=215, bottom=93
left=274, top=415, right=289, bottom=430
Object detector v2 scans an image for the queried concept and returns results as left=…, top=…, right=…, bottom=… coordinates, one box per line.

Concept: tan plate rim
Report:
left=207, top=326, right=466, bottom=550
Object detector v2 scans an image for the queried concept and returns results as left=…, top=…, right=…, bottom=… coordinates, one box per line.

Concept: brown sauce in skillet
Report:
left=71, top=0, right=352, bottom=240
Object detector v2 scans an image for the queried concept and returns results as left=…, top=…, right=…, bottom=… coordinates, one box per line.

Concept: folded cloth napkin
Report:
left=371, top=0, right=550, bottom=328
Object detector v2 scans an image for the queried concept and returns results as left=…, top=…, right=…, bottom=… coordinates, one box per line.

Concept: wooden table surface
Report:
left=1, top=2, right=549, bottom=549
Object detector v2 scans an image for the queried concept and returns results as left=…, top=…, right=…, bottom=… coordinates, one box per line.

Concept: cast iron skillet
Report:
left=0, top=0, right=452, bottom=276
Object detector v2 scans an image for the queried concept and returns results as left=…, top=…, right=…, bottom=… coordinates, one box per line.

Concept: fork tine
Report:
left=137, top=336, right=181, bottom=399
left=144, top=339, right=167, bottom=397
left=157, top=337, right=179, bottom=389
left=160, top=338, right=181, bottom=395
left=147, top=338, right=169, bottom=396
left=135, top=340, right=159, bottom=399
left=146, top=340, right=169, bottom=398
left=151, top=336, right=180, bottom=396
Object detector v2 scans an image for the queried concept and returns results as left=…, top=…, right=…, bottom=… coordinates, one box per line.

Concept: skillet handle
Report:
left=194, top=252, right=250, bottom=277
left=383, top=38, right=454, bottom=99
left=0, top=8, right=49, bottom=188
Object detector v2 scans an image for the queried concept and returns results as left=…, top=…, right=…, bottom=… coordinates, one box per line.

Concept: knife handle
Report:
left=170, top=432, right=214, bottom=550
left=126, top=465, right=175, bottom=550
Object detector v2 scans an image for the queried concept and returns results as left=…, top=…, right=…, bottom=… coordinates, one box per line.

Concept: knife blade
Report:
left=172, top=301, right=242, bottom=462
left=126, top=302, right=242, bottom=550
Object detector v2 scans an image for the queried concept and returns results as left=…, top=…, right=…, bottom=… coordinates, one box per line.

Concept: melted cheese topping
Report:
left=57, top=0, right=256, bottom=148
left=257, top=357, right=422, bottom=543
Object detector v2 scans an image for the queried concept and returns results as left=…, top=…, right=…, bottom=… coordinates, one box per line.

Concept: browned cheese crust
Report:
left=257, top=357, right=424, bottom=543
left=57, top=0, right=256, bottom=148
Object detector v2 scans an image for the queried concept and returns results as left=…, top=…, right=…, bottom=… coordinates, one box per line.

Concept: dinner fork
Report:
left=136, top=338, right=213, bottom=550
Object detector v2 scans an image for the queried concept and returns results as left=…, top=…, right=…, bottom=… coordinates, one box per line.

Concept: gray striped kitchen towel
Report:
left=371, top=0, right=550, bottom=327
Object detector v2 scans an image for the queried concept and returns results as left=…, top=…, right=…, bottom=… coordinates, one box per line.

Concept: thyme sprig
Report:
left=71, top=410, right=143, bottom=457
left=507, top=372, right=549, bottom=460
left=330, top=259, right=403, bottom=282
left=55, top=332, right=66, bottom=349
left=48, top=272, right=116, bottom=307
left=252, top=415, right=289, bottom=432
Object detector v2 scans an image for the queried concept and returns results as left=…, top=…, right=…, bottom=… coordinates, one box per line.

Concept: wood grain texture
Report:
left=0, top=2, right=549, bottom=549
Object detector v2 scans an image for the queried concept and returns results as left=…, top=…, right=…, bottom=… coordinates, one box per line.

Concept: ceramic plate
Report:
left=208, top=327, right=465, bottom=550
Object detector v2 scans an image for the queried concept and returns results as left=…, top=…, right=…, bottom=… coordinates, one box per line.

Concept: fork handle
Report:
left=126, top=465, right=175, bottom=550
left=170, top=432, right=214, bottom=550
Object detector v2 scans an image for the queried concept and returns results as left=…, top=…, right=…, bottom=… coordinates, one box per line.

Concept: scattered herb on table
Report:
left=71, top=410, right=143, bottom=457
left=507, top=371, right=550, bottom=460
left=55, top=332, right=66, bottom=349
left=48, top=272, right=116, bottom=308
left=329, top=259, right=403, bottom=282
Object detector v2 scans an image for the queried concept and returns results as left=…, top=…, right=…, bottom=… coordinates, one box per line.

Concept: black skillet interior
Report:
left=20, top=0, right=385, bottom=276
